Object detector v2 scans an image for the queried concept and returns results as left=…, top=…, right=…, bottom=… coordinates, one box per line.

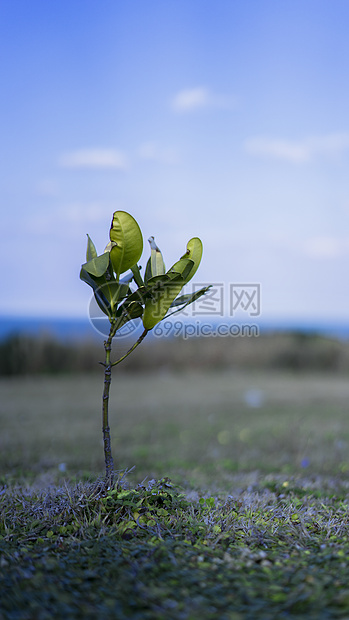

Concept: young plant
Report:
left=80, top=211, right=209, bottom=483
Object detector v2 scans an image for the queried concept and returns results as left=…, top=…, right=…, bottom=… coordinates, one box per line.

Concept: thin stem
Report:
left=111, top=328, right=148, bottom=367
left=102, top=320, right=117, bottom=484
left=101, top=323, right=148, bottom=485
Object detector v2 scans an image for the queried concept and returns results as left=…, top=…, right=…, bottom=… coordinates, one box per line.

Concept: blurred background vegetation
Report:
left=1, top=330, right=349, bottom=375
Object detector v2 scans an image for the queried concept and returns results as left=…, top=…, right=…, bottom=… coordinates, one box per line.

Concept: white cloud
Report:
left=172, top=87, right=210, bottom=112
left=302, top=236, right=345, bottom=259
left=171, top=87, right=234, bottom=113
left=244, top=132, right=349, bottom=163
left=137, top=142, right=178, bottom=164
left=59, top=148, right=127, bottom=170
left=244, top=137, right=309, bottom=163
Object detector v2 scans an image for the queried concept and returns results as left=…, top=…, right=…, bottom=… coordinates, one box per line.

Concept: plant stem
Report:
left=102, top=324, right=148, bottom=484
left=111, top=328, right=148, bottom=367
left=102, top=320, right=117, bottom=484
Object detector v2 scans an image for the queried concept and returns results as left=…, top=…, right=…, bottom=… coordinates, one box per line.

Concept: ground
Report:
left=2, top=369, right=349, bottom=618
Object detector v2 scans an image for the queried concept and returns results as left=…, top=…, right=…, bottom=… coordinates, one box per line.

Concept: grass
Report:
left=2, top=369, right=349, bottom=483
left=2, top=369, right=349, bottom=617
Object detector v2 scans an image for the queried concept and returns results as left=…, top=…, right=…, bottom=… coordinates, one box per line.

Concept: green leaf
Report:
left=142, top=277, right=185, bottom=330
left=109, top=211, right=143, bottom=278
left=104, top=282, right=130, bottom=306
left=80, top=267, right=112, bottom=317
left=114, top=301, right=143, bottom=332
left=144, top=237, right=165, bottom=283
left=143, top=237, right=202, bottom=330
left=144, top=258, right=152, bottom=284
left=80, top=266, right=101, bottom=291
left=168, top=258, right=194, bottom=281
left=179, top=237, right=203, bottom=283
left=145, top=261, right=193, bottom=290
left=80, top=255, right=130, bottom=316
left=146, top=273, right=172, bottom=287
left=81, top=252, right=110, bottom=278
left=142, top=238, right=203, bottom=330
left=94, top=289, right=112, bottom=317
left=86, top=234, right=97, bottom=262
left=115, top=288, right=149, bottom=327
left=169, top=285, right=211, bottom=309
left=148, top=236, right=166, bottom=277
left=164, top=238, right=202, bottom=285
left=123, top=286, right=150, bottom=305
left=79, top=266, right=111, bottom=296
left=131, top=264, right=144, bottom=288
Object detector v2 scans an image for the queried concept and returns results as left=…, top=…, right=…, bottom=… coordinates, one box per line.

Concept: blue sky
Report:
left=2, top=0, right=349, bottom=322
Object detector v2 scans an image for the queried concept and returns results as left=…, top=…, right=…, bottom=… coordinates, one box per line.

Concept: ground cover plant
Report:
left=2, top=369, right=349, bottom=617
left=2, top=472, right=349, bottom=619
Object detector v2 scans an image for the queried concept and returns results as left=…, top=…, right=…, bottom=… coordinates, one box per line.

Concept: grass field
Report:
left=2, top=369, right=349, bottom=485
left=2, top=369, right=349, bottom=618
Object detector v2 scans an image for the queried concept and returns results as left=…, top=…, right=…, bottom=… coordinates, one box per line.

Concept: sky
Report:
left=1, top=0, right=349, bottom=324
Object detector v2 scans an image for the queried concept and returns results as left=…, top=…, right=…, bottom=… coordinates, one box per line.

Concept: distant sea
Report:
left=0, top=315, right=98, bottom=342
left=1, top=315, right=349, bottom=342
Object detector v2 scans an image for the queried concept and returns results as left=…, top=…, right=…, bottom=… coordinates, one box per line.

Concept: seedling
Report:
left=80, top=211, right=210, bottom=483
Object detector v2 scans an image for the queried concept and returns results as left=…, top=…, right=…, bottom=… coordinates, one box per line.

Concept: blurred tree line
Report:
left=1, top=331, right=349, bottom=376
